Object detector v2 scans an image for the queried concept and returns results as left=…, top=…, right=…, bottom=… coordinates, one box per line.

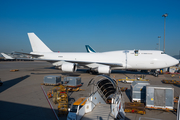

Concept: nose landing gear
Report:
left=154, top=72, right=159, bottom=77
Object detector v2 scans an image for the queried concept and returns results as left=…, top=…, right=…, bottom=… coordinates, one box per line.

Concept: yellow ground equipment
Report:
left=162, top=79, right=180, bottom=85
left=46, top=85, right=85, bottom=98
left=65, top=87, right=84, bottom=92
left=164, top=72, right=180, bottom=78
left=73, top=97, right=87, bottom=106
left=174, top=96, right=179, bottom=103
left=47, top=85, right=85, bottom=116
left=10, top=69, right=19, bottom=72
left=118, top=77, right=149, bottom=83
left=51, top=85, right=68, bottom=116
left=120, top=87, right=127, bottom=92
left=57, top=91, right=68, bottom=116
left=124, top=102, right=146, bottom=114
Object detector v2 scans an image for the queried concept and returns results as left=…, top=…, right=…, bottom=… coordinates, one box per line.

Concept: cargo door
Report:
left=154, top=89, right=165, bottom=106
left=165, top=89, right=173, bottom=107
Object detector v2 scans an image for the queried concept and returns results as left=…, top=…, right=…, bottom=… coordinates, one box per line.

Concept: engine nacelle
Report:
left=61, top=63, right=77, bottom=72
left=97, top=65, right=111, bottom=74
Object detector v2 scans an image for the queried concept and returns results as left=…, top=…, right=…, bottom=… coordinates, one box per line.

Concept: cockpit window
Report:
left=70, top=105, right=78, bottom=112
left=70, top=105, right=83, bottom=113
left=134, top=50, right=139, bottom=56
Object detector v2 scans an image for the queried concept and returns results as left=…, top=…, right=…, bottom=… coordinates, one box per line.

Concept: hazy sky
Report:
left=0, top=0, right=180, bottom=56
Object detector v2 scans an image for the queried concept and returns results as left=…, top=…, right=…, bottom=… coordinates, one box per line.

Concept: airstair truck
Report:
left=67, top=75, right=125, bottom=120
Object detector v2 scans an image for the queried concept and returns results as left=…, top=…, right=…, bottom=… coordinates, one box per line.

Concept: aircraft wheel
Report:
left=90, top=71, right=98, bottom=75
left=154, top=73, right=158, bottom=77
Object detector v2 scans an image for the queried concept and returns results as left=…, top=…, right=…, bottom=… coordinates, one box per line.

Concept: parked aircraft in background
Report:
left=2, top=33, right=179, bottom=76
left=1, top=53, right=14, bottom=60
left=1, top=52, right=33, bottom=61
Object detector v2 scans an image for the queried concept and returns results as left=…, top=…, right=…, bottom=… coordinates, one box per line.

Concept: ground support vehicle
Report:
left=162, top=79, right=180, bottom=85
left=124, top=102, right=146, bottom=114
left=47, top=85, right=84, bottom=98
left=50, top=85, right=68, bottom=116
left=10, top=69, right=19, bottom=72
left=118, top=77, right=149, bottom=84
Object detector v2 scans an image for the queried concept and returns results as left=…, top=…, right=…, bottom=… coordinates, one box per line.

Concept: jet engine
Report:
left=97, top=65, right=111, bottom=74
left=61, top=63, right=77, bottom=72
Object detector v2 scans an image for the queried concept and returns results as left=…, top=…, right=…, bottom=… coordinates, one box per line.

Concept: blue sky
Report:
left=0, top=0, right=180, bottom=56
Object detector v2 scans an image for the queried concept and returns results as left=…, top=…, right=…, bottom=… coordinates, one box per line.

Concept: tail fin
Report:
left=1, top=53, right=14, bottom=59
left=27, top=33, right=52, bottom=53
left=85, top=45, right=96, bottom=53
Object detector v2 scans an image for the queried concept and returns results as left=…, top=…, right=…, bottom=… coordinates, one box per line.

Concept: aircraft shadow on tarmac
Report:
left=173, top=84, right=180, bottom=88
left=31, top=72, right=81, bottom=77
left=0, top=100, right=58, bottom=120
left=31, top=67, right=150, bottom=77
left=0, top=75, right=30, bottom=93
left=125, top=89, right=131, bottom=102
left=0, top=100, right=131, bottom=120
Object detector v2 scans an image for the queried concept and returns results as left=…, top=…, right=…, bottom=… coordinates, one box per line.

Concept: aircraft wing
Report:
left=71, top=61, right=123, bottom=68
left=34, top=58, right=123, bottom=68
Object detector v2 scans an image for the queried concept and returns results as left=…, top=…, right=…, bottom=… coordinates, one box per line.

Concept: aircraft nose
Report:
left=173, top=58, right=179, bottom=65
left=166, top=56, right=179, bottom=66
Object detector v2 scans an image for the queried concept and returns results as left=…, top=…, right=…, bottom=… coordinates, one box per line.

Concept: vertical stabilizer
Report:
left=85, top=45, right=96, bottom=53
left=27, top=33, right=52, bottom=53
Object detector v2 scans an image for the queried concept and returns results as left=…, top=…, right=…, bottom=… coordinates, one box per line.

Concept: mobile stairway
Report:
left=67, top=75, right=125, bottom=120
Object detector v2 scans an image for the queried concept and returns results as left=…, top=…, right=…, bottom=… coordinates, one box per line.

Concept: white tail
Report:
left=27, top=33, right=52, bottom=53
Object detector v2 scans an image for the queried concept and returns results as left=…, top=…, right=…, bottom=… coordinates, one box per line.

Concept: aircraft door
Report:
left=123, top=50, right=129, bottom=69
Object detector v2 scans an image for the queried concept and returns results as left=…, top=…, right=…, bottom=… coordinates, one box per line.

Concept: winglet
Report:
left=85, top=45, right=96, bottom=53
left=1, top=53, right=14, bottom=59
left=27, top=33, right=52, bottom=53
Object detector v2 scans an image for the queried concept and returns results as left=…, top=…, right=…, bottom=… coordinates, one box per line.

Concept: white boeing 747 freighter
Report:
left=2, top=33, right=179, bottom=75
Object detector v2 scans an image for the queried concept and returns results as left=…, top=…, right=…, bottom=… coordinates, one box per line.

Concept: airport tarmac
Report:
left=0, top=61, right=179, bottom=120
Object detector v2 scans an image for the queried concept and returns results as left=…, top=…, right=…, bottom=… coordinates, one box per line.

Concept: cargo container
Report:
left=63, top=77, right=82, bottom=87
left=146, top=85, right=174, bottom=110
left=130, top=81, right=150, bottom=102
left=43, top=75, right=61, bottom=85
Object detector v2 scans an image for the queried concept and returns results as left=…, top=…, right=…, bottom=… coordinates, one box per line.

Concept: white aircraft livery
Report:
left=15, top=33, right=180, bottom=74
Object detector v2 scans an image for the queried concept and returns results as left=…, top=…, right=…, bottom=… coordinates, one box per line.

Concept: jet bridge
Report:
left=67, top=75, right=125, bottom=120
